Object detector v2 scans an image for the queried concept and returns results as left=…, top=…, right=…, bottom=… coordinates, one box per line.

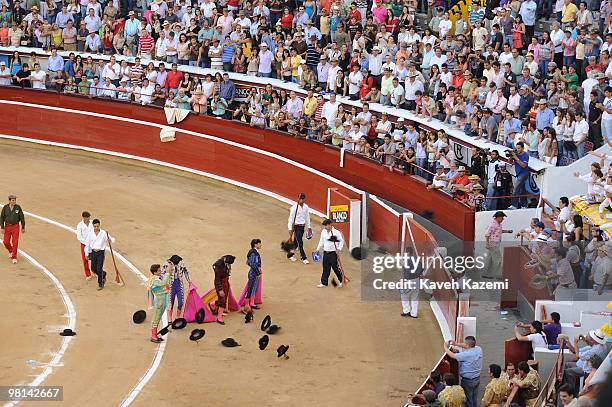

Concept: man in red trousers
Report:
left=1, top=195, right=26, bottom=264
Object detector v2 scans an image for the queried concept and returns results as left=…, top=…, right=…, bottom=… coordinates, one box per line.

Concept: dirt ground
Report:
left=0, top=140, right=443, bottom=406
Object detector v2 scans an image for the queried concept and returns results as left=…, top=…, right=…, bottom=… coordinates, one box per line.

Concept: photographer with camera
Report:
left=470, top=147, right=486, bottom=182
left=508, top=141, right=530, bottom=209
left=485, top=150, right=502, bottom=210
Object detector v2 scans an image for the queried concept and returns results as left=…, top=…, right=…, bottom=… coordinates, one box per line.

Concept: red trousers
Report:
left=3, top=223, right=20, bottom=260
left=80, top=243, right=92, bottom=277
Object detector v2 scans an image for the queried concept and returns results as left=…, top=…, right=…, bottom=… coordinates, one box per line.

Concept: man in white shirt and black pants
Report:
left=287, top=193, right=312, bottom=264
left=84, top=219, right=113, bottom=290
left=76, top=211, right=93, bottom=280
left=316, top=219, right=345, bottom=287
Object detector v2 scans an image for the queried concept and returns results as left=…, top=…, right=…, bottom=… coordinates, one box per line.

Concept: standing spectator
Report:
left=443, top=336, right=483, bottom=407
left=508, top=142, right=530, bottom=209
left=483, top=211, right=513, bottom=279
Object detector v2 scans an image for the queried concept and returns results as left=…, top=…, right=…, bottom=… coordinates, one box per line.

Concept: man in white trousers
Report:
left=287, top=192, right=312, bottom=264
left=400, top=246, right=423, bottom=318
left=76, top=211, right=93, bottom=280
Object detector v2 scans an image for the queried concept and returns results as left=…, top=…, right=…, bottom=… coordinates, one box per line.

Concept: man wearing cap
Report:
left=449, top=166, right=470, bottom=201
left=482, top=211, right=513, bottom=279
left=564, top=328, right=609, bottom=395
left=0, top=61, right=11, bottom=86
left=1, top=195, right=26, bottom=264
left=315, top=219, right=345, bottom=287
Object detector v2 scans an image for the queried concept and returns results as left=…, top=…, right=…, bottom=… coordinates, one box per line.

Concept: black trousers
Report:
left=90, top=250, right=106, bottom=287
left=321, top=251, right=343, bottom=285
left=288, top=224, right=307, bottom=260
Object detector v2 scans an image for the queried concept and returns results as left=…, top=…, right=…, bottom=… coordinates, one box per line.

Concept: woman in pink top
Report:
left=561, top=30, right=575, bottom=67
left=372, top=0, right=387, bottom=25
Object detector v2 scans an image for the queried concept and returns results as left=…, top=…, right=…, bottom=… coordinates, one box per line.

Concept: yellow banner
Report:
left=329, top=204, right=349, bottom=212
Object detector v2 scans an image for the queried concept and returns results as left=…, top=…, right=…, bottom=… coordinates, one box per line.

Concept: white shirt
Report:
left=84, top=228, right=113, bottom=256
left=76, top=220, right=93, bottom=245
left=573, top=119, right=589, bottom=143
left=527, top=332, right=548, bottom=353
left=102, top=62, right=121, bottom=80
left=429, top=54, right=447, bottom=70
left=439, top=19, right=452, bottom=38
left=30, top=70, right=46, bottom=89
left=288, top=203, right=311, bottom=230
left=321, top=101, right=339, bottom=125
left=0, top=66, right=12, bottom=86
left=316, top=227, right=344, bottom=252
left=603, top=97, right=612, bottom=121
left=404, top=79, right=423, bottom=101
left=507, top=93, right=521, bottom=112
left=348, top=71, right=363, bottom=95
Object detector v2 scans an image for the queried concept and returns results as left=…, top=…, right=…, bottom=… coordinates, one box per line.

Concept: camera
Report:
left=505, top=149, right=515, bottom=158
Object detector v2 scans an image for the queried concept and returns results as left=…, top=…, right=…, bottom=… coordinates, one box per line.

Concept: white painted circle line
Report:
left=4, top=249, right=76, bottom=407
left=20, top=211, right=166, bottom=407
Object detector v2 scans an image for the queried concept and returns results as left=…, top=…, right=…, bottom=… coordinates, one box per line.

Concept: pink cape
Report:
left=183, top=282, right=216, bottom=323
left=237, top=276, right=263, bottom=306
left=202, top=286, right=240, bottom=312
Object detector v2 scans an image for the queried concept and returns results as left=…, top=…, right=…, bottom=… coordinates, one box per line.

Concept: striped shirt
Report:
left=139, top=36, right=154, bottom=54
left=306, top=44, right=320, bottom=66
left=469, top=9, right=485, bottom=25
left=221, top=44, right=236, bottom=63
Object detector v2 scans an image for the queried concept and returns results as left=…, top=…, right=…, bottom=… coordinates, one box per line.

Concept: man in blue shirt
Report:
left=535, top=99, right=555, bottom=131
left=444, top=336, right=483, bottom=407
left=502, top=111, right=522, bottom=147
left=518, top=85, right=535, bottom=119
left=219, top=73, right=236, bottom=109
left=509, top=141, right=530, bottom=209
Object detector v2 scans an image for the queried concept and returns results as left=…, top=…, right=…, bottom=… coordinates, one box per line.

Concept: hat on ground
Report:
left=221, top=338, right=241, bottom=347
left=172, top=318, right=187, bottom=330
left=133, top=310, right=147, bottom=324
left=195, top=308, right=205, bottom=323
left=351, top=247, right=365, bottom=260
left=258, top=334, right=269, bottom=350
left=322, top=219, right=332, bottom=226
left=457, top=166, right=466, bottom=171
left=276, top=344, right=290, bottom=358
left=189, top=329, right=205, bottom=342
left=493, top=211, right=507, bottom=218
left=158, top=324, right=171, bottom=336
left=168, top=254, right=182, bottom=265
left=245, top=311, right=253, bottom=323
left=59, top=328, right=76, bottom=336
left=267, top=324, right=281, bottom=334
left=261, top=315, right=272, bottom=331
left=589, top=329, right=606, bottom=344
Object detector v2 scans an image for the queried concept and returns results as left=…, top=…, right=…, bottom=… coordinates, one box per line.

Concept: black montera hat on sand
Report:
left=259, top=334, right=269, bottom=350
left=267, top=324, right=281, bottom=335
left=172, top=318, right=187, bottom=330
left=189, top=329, right=205, bottom=342
left=277, top=344, right=290, bottom=359
left=245, top=312, right=253, bottom=323
left=60, top=328, right=76, bottom=336
left=195, top=309, right=205, bottom=324
left=221, top=338, right=241, bottom=347
left=158, top=324, right=171, bottom=336
left=133, top=310, right=147, bottom=324
left=261, top=315, right=272, bottom=331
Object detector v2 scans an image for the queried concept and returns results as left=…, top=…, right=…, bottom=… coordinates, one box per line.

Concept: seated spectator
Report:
left=250, top=107, right=267, bottom=129
left=233, top=103, right=250, bottom=123
left=173, top=88, right=191, bottom=110
left=564, top=329, right=609, bottom=395
left=427, top=165, right=448, bottom=191
left=559, top=383, right=577, bottom=407
left=511, top=361, right=541, bottom=407
left=514, top=320, right=548, bottom=358
left=438, top=373, right=466, bottom=407
left=422, top=390, right=442, bottom=407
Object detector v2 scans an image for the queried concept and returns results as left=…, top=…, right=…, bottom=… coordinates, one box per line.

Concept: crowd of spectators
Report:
left=407, top=310, right=610, bottom=407
left=2, top=0, right=612, bottom=211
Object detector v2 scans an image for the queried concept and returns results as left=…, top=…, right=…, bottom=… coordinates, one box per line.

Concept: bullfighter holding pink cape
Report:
left=239, top=239, right=263, bottom=314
